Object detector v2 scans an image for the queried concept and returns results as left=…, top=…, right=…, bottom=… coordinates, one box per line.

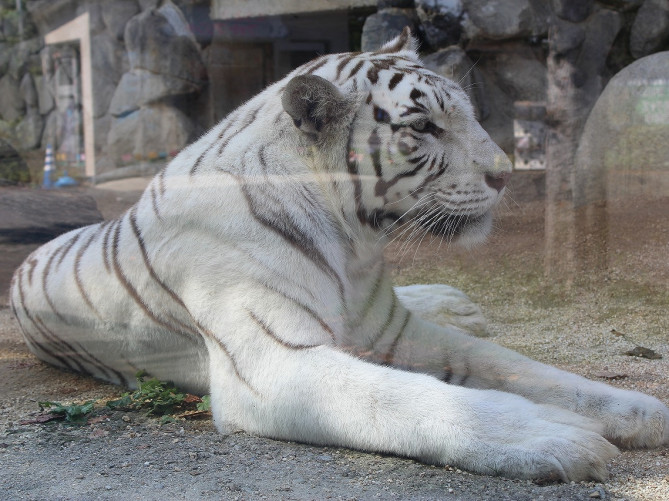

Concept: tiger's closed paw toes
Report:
left=602, top=393, right=669, bottom=448
left=451, top=394, right=619, bottom=482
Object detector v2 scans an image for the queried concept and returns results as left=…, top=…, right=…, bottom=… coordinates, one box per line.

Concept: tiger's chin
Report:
left=432, top=211, right=494, bottom=248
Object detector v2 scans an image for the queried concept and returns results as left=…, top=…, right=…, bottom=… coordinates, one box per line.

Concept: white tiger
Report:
left=10, top=29, right=668, bottom=482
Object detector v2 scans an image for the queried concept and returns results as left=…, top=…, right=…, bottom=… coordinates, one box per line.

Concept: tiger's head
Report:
left=281, top=28, right=511, bottom=247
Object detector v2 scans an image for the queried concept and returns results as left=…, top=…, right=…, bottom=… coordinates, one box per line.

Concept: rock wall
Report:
left=362, top=0, right=669, bottom=153
left=1, top=0, right=668, bottom=183
left=0, top=0, right=207, bottom=181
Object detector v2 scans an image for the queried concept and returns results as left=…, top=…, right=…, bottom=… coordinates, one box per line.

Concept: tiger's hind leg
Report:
left=9, top=221, right=210, bottom=394
left=394, top=284, right=488, bottom=337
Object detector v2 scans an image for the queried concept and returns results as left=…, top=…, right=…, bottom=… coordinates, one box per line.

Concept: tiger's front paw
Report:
left=442, top=392, right=619, bottom=482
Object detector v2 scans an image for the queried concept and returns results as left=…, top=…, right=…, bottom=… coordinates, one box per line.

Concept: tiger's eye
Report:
left=373, top=106, right=391, bottom=123
left=411, top=119, right=428, bottom=131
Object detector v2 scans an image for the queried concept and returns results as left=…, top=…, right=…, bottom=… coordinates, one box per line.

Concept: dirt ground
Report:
left=0, top=180, right=667, bottom=500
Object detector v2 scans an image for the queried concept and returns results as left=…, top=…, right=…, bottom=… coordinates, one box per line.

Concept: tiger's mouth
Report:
left=419, top=209, right=493, bottom=246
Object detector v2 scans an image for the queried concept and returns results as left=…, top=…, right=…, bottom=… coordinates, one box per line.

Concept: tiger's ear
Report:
left=378, top=26, right=419, bottom=55
left=282, top=75, right=349, bottom=139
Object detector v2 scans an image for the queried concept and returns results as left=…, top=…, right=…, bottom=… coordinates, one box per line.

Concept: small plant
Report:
left=107, top=371, right=211, bottom=420
left=38, top=400, right=95, bottom=424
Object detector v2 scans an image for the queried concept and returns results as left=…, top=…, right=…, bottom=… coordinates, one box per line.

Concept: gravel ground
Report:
left=0, top=183, right=667, bottom=500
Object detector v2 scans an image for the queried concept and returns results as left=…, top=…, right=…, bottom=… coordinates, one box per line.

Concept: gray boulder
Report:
left=107, top=104, right=195, bottom=163
left=552, top=0, right=594, bottom=23
left=8, top=38, right=43, bottom=80
left=15, top=109, right=44, bottom=150
left=25, top=0, right=78, bottom=36
left=597, top=0, right=644, bottom=11
left=34, top=75, right=54, bottom=116
left=361, top=8, right=418, bottom=51
left=630, top=0, right=669, bottom=59
left=102, top=0, right=140, bottom=41
left=139, top=0, right=161, bottom=10
left=575, top=51, right=669, bottom=205
left=91, top=31, right=127, bottom=117
left=19, top=73, right=38, bottom=109
left=40, top=110, right=59, bottom=150
left=109, top=68, right=202, bottom=117
left=462, top=0, right=550, bottom=41
left=0, top=75, right=24, bottom=122
left=0, top=138, right=30, bottom=185
left=0, top=42, right=10, bottom=75
left=124, top=2, right=205, bottom=85
left=488, top=49, right=547, bottom=102
left=415, top=0, right=464, bottom=49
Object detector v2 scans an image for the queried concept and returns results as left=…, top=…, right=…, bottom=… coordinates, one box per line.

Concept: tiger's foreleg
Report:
left=388, top=313, right=669, bottom=449
left=200, top=308, right=617, bottom=482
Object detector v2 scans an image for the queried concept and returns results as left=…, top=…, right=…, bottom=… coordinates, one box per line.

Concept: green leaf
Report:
left=38, top=400, right=96, bottom=423
left=106, top=394, right=133, bottom=409
left=196, top=395, right=211, bottom=412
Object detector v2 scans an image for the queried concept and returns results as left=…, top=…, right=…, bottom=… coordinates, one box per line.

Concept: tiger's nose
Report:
left=484, top=171, right=511, bottom=192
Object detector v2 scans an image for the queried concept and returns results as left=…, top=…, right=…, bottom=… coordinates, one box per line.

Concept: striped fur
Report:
left=10, top=29, right=668, bottom=481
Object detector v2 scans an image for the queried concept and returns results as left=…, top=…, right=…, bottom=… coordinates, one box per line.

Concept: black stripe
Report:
left=388, top=73, right=404, bottom=90
left=411, top=164, right=448, bottom=196
left=149, top=184, right=163, bottom=221
left=376, top=27, right=408, bottom=54
left=347, top=60, right=364, bottom=79
left=346, top=125, right=369, bottom=225
left=23, top=256, right=37, bottom=286
left=237, top=178, right=345, bottom=300
left=32, top=315, right=90, bottom=375
left=374, top=155, right=433, bottom=197
left=127, top=209, right=200, bottom=336
left=101, top=220, right=115, bottom=273
left=383, top=310, right=411, bottom=366
left=369, top=292, right=398, bottom=348
left=257, top=281, right=336, bottom=341
left=218, top=107, right=260, bottom=156
left=400, top=106, right=428, bottom=117
left=357, top=263, right=386, bottom=321
left=410, top=88, right=425, bottom=102
left=433, top=88, right=445, bottom=111
left=56, top=232, right=82, bottom=268
left=73, top=228, right=104, bottom=320
left=111, top=217, right=194, bottom=341
left=189, top=149, right=208, bottom=176
left=196, top=322, right=260, bottom=397
left=369, top=129, right=383, bottom=178
left=34, top=314, right=130, bottom=386
left=41, top=243, right=69, bottom=324
left=367, top=65, right=379, bottom=84
left=336, top=55, right=356, bottom=80
left=158, top=167, right=167, bottom=197
left=303, top=56, right=329, bottom=74
left=247, top=310, right=321, bottom=350
left=15, top=270, right=72, bottom=370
